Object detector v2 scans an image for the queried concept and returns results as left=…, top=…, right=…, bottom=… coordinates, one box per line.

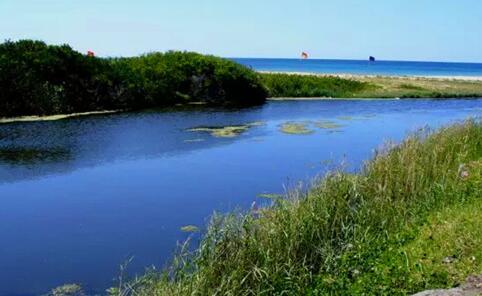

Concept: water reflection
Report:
left=0, top=107, right=269, bottom=183
left=0, top=147, right=71, bottom=165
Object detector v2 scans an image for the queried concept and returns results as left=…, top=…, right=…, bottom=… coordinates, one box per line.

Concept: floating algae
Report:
left=0, top=110, right=120, bottom=124
left=279, top=122, right=314, bottom=135
left=180, top=225, right=200, bottom=233
left=314, top=120, right=344, bottom=130
left=187, top=122, right=265, bottom=138
left=257, top=193, right=283, bottom=199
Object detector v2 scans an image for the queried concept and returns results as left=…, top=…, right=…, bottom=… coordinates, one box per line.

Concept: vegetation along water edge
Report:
left=76, top=119, right=482, bottom=296
left=2, top=40, right=482, bottom=121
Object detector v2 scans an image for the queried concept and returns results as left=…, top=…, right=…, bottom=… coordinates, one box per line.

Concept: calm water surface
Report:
left=233, top=58, right=482, bottom=77
left=0, top=99, right=481, bottom=295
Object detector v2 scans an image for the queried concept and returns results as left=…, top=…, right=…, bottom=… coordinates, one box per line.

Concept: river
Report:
left=0, top=99, right=481, bottom=295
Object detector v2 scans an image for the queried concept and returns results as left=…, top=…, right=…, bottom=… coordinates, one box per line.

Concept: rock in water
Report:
left=412, top=274, right=482, bottom=296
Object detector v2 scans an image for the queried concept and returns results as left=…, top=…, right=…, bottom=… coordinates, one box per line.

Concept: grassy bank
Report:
left=261, top=73, right=482, bottom=99
left=355, top=75, right=482, bottom=98
left=106, top=119, right=481, bottom=296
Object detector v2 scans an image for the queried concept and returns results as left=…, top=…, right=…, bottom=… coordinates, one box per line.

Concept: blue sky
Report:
left=1, top=0, right=482, bottom=62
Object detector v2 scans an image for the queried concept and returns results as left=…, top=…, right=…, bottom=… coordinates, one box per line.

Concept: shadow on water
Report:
left=0, top=147, right=71, bottom=165
left=0, top=105, right=269, bottom=183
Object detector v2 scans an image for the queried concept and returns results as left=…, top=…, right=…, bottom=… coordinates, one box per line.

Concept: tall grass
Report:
left=111, top=120, right=481, bottom=295
left=260, top=73, right=368, bottom=98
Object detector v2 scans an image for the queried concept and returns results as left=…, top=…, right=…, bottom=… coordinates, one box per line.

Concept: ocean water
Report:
left=0, top=99, right=481, bottom=295
left=232, top=58, right=482, bottom=77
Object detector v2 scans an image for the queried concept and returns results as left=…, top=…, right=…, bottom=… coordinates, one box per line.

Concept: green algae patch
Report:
left=257, top=193, right=283, bottom=199
left=314, top=121, right=345, bottom=130
left=187, top=122, right=265, bottom=138
left=49, top=284, right=84, bottom=296
left=180, top=225, right=200, bottom=233
left=0, top=110, right=121, bottom=124
left=279, top=122, right=314, bottom=135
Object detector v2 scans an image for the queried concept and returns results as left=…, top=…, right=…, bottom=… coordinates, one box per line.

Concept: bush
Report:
left=260, top=73, right=368, bottom=97
left=110, top=52, right=267, bottom=107
left=0, top=40, right=119, bottom=116
left=0, top=40, right=267, bottom=117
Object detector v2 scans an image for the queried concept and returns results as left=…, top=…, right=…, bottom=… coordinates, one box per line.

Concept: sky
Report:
left=1, top=0, right=482, bottom=62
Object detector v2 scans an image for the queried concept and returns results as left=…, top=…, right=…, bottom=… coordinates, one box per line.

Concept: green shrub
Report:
left=110, top=52, right=267, bottom=107
left=0, top=40, right=267, bottom=117
left=260, top=73, right=368, bottom=97
left=0, top=40, right=118, bottom=116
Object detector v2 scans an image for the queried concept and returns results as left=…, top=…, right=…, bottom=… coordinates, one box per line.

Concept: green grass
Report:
left=354, top=76, right=482, bottom=99
left=260, top=73, right=368, bottom=98
left=107, top=119, right=481, bottom=296
left=260, top=73, right=482, bottom=99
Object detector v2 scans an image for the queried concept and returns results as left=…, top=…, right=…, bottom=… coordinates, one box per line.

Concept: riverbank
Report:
left=259, top=71, right=482, bottom=81
left=106, top=119, right=481, bottom=295
left=0, top=110, right=122, bottom=124
left=261, top=72, right=482, bottom=99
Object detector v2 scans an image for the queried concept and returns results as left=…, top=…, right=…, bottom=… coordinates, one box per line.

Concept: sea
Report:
left=232, top=58, right=482, bottom=77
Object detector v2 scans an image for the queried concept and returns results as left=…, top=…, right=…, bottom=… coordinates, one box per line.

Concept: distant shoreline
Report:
left=258, top=71, right=482, bottom=81
left=2, top=72, right=481, bottom=124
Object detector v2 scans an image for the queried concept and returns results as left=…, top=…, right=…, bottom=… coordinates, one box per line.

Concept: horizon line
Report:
left=227, top=57, right=482, bottom=65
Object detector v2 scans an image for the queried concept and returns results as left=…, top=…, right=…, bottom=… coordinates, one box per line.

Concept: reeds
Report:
left=112, top=119, right=481, bottom=295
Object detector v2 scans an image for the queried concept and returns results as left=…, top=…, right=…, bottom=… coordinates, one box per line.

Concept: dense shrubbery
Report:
left=0, top=40, right=267, bottom=117
left=110, top=120, right=482, bottom=295
left=261, top=73, right=368, bottom=97
left=0, top=40, right=121, bottom=117
left=110, top=52, right=267, bottom=108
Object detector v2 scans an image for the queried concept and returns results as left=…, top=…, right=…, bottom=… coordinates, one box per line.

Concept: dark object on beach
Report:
left=369, top=56, right=376, bottom=62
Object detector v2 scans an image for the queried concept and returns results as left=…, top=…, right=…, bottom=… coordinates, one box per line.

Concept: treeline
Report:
left=0, top=40, right=267, bottom=117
